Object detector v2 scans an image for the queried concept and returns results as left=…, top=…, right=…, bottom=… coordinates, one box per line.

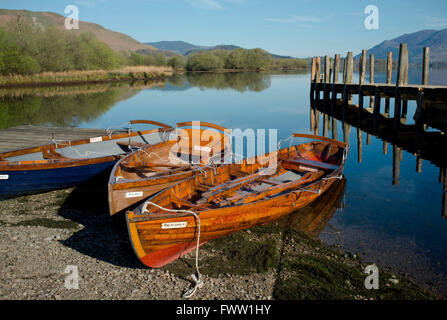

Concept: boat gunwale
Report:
left=0, top=126, right=173, bottom=171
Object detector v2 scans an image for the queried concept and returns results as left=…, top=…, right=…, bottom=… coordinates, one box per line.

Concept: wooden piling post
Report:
left=394, top=44, right=408, bottom=131
left=359, top=50, right=367, bottom=85
left=357, top=128, right=363, bottom=163
left=397, top=44, right=409, bottom=86
left=314, top=57, right=321, bottom=100
left=324, top=55, right=331, bottom=100
left=383, top=140, right=388, bottom=155
left=416, top=156, right=422, bottom=173
left=358, top=50, right=367, bottom=109
left=332, top=54, right=340, bottom=100
left=443, top=167, right=447, bottom=219
left=393, top=145, right=400, bottom=186
left=310, top=106, right=315, bottom=132
left=322, top=113, right=329, bottom=137
left=422, top=47, right=430, bottom=85
left=384, top=52, right=392, bottom=114
left=315, top=57, right=321, bottom=83
left=369, top=54, right=375, bottom=108
left=332, top=54, right=340, bottom=84
left=332, top=116, right=337, bottom=140
left=343, top=52, right=354, bottom=105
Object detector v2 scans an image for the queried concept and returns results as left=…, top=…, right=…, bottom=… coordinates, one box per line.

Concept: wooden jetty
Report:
left=310, top=44, right=447, bottom=133
left=0, top=125, right=108, bottom=153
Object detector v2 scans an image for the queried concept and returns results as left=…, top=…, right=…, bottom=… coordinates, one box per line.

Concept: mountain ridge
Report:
left=359, top=28, right=447, bottom=63
left=146, top=40, right=295, bottom=59
left=0, top=9, right=158, bottom=53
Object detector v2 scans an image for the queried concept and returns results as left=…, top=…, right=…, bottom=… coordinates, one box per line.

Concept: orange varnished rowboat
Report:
left=125, top=133, right=348, bottom=268
left=108, top=121, right=232, bottom=216
left=0, top=120, right=173, bottom=200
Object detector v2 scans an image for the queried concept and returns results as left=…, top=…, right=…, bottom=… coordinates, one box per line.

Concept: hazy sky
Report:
left=1, top=0, right=447, bottom=57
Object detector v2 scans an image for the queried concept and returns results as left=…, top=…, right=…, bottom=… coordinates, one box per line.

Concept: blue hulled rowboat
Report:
left=0, top=120, right=173, bottom=201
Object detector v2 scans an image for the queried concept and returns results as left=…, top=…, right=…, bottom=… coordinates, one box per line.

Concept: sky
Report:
left=1, top=0, right=447, bottom=57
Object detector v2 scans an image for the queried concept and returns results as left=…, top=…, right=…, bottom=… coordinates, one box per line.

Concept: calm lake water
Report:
left=1, top=70, right=447, bottom=295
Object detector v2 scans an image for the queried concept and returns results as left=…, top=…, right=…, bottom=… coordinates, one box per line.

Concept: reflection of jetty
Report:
left=310, top=44, right=447, bottom=133
left=310, top=95, right=447, bottom=219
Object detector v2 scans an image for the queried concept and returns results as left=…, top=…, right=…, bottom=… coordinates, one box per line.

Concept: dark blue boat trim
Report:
left=0, top=160, right=117, bottom=201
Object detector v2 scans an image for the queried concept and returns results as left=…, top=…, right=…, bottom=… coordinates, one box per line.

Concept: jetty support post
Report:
left=323, top=55, right=331, bottom=101
left=369, top=54, right=375, bottom=109
left=422, top=47, right=430, bottom=86
left=384, top=52, right=392, bottom=115
left=332, top=54, right=340, bottom=101
left=394, top=43, right=408, bottom=133
left=358, top=49, right=367, bottom=109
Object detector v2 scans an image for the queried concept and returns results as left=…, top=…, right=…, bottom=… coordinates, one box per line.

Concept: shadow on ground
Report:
left=57, top=170, right=145, bottom=269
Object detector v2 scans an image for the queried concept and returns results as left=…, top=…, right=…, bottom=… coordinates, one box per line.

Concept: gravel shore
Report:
left=0, top=178, right=439, bottom=300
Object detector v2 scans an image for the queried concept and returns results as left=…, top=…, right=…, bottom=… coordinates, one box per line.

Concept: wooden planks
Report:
left=0, top=125, right=108, bottom=153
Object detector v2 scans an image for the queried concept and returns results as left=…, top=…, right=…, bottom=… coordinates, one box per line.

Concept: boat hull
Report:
left=0, top=159, right=116, bottom=201
left=125, top=135, right=348, bottom=268
left=127, top=174, right=337, bottom=268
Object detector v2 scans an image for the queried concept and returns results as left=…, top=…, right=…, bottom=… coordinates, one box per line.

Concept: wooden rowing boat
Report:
left=125, top=133, right=349, bottom=268
left=0, top=120, right=173, bottom=200
left=108, top=121, right=232, bottom=216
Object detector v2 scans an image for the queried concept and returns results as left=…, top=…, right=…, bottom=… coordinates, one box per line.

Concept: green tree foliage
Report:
left=185, top=48, right=308, bottom=72
left=0, top=18, right=151, bottom=76
left=167, top=55, right=186, bottom=71
left=186, top=51, right=225, bottom=71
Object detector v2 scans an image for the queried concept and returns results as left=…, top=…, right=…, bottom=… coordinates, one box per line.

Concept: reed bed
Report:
left=0, top=66, right=174, bottom=87
left=0, top=79, right=167, bottom=98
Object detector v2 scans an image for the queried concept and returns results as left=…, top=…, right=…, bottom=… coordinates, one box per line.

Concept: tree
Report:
left=186, top=51, right=224, bottom=71
left=167, top=55, right=186, bottom=71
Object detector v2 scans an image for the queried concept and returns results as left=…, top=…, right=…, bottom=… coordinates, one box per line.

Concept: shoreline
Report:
left=0, top=66, right=174, bottom=89
left=0, top=179, right=439, bottom=300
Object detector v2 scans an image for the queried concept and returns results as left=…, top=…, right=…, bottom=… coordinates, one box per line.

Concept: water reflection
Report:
left=310, top=96, right=447, bottom=219
left=0, top=81, right=165, bottom=129
left=276, top=178, right=346, bottom=239
left=0, top=72, right=279, bottom=130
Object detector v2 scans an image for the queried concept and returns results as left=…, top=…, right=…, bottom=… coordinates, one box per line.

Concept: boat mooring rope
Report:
left=141, top=201, right=203, bottom=298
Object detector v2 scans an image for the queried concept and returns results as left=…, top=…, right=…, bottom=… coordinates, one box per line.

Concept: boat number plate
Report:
left=0, top=174, right=9, bottom=180
left=194, top=145, right=211, bottom=152
left=90, top=137, right=103, bottom=143
left=125, top=191, right=143, bottom=198
left=161, top=222, right=187, bottom=229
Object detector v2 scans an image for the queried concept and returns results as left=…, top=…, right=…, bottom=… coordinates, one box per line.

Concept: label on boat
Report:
left=89, top=136, right=103, bottom=143
left=0, top=174, right=8, bottom=180
left=161, top=221, right=187, bottom=229
left=194, top=145, right=211, bottom=152
left=125, top=191, right=143, bottom=198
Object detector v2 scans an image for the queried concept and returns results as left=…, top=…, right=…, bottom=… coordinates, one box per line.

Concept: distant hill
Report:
left=360, top=29, right=447, bottom=63
left=146, top=41, right=209, bottom=55
left=146, top=40, right=294, bottom=59
left=0, top=9, right=159, bottom=53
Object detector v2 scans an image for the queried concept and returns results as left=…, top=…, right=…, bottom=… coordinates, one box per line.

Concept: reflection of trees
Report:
left=185, top=72, right=271, bottom=92
left=0, top=87, right=127, bottom=129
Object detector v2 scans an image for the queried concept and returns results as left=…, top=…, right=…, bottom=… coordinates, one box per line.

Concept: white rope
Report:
left=141, top=201, right=203, bottom=299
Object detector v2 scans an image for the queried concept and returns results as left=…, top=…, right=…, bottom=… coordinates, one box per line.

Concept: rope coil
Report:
left=141, top=201, right=203, bottom=299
